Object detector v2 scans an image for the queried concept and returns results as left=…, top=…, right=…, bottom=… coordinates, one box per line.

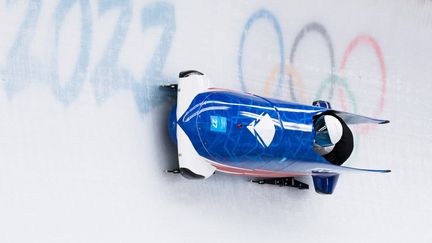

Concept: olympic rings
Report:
left=339, top=35, right=387, bottom=134
left=315, top=75, right=357, bottom=113
left=238, top=10, right=387, bottom=135
left=289, top=22, right=336, bottom=102
left=263, top=64, right=306, bottom=102
left=238, top=9, right=285, bottom=93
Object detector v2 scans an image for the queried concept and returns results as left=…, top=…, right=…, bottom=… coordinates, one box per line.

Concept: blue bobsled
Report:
left=164, top=70, right=390, bottom=194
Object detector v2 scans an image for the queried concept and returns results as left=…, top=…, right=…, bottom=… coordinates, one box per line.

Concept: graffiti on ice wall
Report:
left=0, top=1, right=387, bottom=126
left=2, top=0, right=176, bottom=113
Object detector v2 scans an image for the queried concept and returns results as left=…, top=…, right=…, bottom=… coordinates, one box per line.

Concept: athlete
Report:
left=313, top=113, right=354, bottom=166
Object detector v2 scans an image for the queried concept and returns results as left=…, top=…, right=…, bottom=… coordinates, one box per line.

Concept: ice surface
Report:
left=0, top=0, right=431, bottom=242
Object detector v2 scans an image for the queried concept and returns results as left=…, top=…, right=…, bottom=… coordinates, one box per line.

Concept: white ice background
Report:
left=0, top=0, right=431, bottom=242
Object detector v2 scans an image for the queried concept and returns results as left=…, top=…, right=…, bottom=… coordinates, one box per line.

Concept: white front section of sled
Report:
left=176, top=72, right=216, bottom=179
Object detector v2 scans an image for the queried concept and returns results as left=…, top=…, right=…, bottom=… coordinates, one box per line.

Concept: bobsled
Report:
left=162, top=70, right=390, bottom=194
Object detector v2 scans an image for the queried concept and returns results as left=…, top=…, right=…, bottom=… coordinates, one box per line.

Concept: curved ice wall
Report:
left=0, top=0, right=430, bottom=242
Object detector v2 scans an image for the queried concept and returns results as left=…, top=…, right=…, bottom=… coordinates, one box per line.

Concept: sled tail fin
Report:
left=338, top=166, right=391, bottom=173
left=331, top=110, right=389, bottom=125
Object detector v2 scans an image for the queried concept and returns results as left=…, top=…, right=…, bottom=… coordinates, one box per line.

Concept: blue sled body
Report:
left=167, top=71, right=390, bottom=194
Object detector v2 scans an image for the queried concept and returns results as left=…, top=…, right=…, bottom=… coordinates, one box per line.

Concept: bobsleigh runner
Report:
left=161, top=70, right=390, bottom=195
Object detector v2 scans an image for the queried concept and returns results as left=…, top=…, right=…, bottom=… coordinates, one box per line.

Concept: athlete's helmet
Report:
left=314, top=115, right=343, bottom=147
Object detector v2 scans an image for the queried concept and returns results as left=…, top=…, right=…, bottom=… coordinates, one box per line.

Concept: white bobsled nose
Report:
left=176, top=71, right=216, bottom=179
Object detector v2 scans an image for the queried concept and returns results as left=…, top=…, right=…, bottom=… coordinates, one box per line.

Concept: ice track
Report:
left=0, top=1, right=431, bottom=242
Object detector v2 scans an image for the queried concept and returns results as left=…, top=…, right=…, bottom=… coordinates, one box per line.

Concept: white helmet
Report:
left=314, top=115, right=343, bottom=147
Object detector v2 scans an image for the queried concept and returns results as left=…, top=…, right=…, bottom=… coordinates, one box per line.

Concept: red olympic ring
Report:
left=339, top=35, right=387, bottom=134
